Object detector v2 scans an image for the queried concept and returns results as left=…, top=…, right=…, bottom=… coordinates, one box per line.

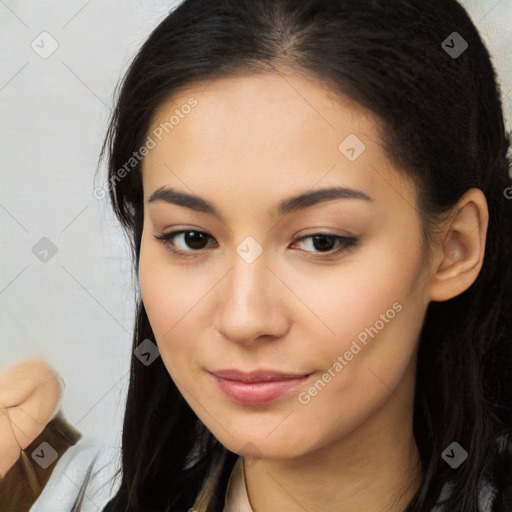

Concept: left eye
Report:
left=153, top=230, right=358, bottom=259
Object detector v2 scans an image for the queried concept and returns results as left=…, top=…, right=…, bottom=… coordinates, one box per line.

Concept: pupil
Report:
left=185, top=231, right=207, bottom=249
left=313, top=235, right=335, bottom=252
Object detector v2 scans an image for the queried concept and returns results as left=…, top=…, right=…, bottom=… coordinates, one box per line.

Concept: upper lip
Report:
left=210, top=369, right=312, bottom=382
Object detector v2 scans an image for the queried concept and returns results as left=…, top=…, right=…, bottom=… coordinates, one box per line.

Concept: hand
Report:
left=0, top=358, right=63, bottom=478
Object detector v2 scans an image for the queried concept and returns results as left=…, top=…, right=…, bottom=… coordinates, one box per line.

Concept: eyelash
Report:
left=153, top=230, right=359, bottom=260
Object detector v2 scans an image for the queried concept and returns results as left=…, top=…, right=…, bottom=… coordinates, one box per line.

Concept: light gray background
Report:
left=1, top=0, right=511, bottom=445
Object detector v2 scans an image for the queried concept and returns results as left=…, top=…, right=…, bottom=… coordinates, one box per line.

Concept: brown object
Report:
left=0, top=410, right=82, bottom=512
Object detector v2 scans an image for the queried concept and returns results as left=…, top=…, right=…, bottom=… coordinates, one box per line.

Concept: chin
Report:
left=213, top=427, right=315, bottom=461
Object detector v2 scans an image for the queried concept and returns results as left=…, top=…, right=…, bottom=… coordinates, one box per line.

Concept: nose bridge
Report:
left=226, top=233, right=271, bottom=302
left=225, top=245, right=271, bottom=313
left=214, top=241, right=286, bottom=343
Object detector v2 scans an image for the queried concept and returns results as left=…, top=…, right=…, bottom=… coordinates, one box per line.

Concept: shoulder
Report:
left=29, top=436, right=121, bottom=512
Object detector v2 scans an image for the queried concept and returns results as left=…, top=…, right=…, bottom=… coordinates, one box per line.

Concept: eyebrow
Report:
left=148, top=185, right=373, bottom=222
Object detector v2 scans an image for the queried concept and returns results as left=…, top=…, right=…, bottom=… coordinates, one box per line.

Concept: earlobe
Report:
left=428, top=188, right=489, bottom=302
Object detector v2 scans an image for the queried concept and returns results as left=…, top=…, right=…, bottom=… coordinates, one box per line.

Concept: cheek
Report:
left=138, top=238, right=185, bottom=356
left=138, top=245, right=168, bottom=335
left=291, top=234, right=423, bottom=354
left=287, top=251, right=424, bottom=448
left=289, top=228, right=426, bottom=415
left=138, top=236, right=209, bottom=377
left=139, top=233, right=193, bottom=332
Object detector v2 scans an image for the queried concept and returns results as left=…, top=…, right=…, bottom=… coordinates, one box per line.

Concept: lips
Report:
left=210, top=368, right=312, bottom=382
left=209, top=368, right=314, bottom=405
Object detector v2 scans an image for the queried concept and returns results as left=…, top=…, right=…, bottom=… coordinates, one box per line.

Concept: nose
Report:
left=213, top=252, right=290, bottom=345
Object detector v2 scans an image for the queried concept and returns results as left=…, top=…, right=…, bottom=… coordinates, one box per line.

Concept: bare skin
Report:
left=138, top=69, right=488, bottom=511
left=0, top=358, right=63, bottom=478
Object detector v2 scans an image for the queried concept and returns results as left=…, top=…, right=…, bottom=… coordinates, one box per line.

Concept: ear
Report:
left=428, top=188, right=489, bottom=302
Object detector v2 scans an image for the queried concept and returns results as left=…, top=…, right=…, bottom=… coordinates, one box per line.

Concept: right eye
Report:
left=153, top=230, right=217, bottom=258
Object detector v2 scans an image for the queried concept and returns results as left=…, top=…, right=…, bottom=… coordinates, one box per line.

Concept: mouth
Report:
left=209, top=369, right=314, bottom=405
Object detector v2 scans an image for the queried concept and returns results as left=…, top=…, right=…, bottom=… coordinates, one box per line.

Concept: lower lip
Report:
left=211, top=373, right=313, bottom=405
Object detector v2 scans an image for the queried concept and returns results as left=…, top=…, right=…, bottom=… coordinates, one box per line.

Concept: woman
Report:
left=7, top=0, right=512, bottom=511
left=97, top=0, right=512, bottom=510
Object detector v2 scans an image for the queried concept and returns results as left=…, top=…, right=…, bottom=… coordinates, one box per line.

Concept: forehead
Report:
left=149, top=71, right=379, bottom=149
left=142, top=71, right=414, bottom=211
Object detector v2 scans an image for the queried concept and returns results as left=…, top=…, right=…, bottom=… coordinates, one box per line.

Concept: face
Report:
left=138, top=70, right=433, bottom=460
